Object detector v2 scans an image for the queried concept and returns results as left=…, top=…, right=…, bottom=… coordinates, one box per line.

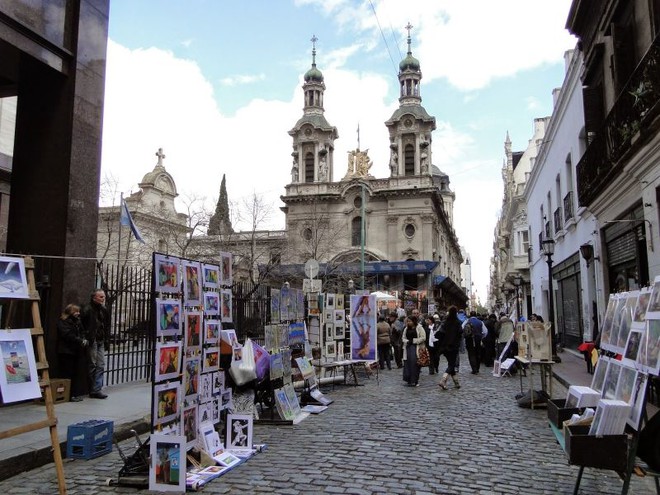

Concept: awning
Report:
left=262, top=260, right=438, bottom=278
left=433, top=275, right=468, bottom=303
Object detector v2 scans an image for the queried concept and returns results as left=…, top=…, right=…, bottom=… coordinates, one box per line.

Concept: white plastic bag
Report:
left=229, top=338, right=257, bottom=386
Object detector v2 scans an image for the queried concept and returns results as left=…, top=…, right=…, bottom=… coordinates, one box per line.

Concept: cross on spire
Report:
left=155, top=148, right=166, bottom=166
left=405, top=22, right=413, bottom=53
left=311, top=34, right=318, bottom=65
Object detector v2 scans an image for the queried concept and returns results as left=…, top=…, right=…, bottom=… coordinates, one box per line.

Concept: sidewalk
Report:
left=0, top=350, right=593, bottom=481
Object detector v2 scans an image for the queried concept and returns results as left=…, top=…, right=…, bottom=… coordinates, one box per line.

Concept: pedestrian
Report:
left=463, top=311, right=486, bottom=374
left=376, top=315, right=392, bottom=370
left=56, top=304, right=88, bottom=402
left=430, top=313, right=443, bottom=374
left=438, top=306, right=462, bottom=390
left=402, top=316, right=426, bottom=387
left=423, top=314, right=437, bottom=375
left=81, top=289, right=110, bottom=399
left=455, top=308, right=467, bottom=373
left=482, top=314, right=498, bottom=367
left=390, top=312, right=404, bottom=368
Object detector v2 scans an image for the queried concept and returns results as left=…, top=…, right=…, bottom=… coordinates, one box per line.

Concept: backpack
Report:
left=463, top=321, right=474, bottom=338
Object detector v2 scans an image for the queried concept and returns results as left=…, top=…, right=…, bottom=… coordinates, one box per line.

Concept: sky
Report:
left=102, top=0, right=577, bottom=303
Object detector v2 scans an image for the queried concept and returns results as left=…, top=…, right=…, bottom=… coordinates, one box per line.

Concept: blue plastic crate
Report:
left=66, top=419, right=114, bottom=460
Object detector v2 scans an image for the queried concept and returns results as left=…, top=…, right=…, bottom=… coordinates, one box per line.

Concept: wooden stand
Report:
left=0, top=256, right=67, bottom=494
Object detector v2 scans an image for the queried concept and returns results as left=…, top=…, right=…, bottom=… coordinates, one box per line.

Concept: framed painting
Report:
left=220, top=252, right=233, bottom=287
left=182, top=260, right=202, bottom=306
left=204, top=291, right=220, bottom=316
left=156, top=298, right=181, bottom=338
left=602, top=359, right=622, bottom=400
left=226, top=414, right=253, bottom=451
left=154, top=254, right=180, bottom=294
left=199, top=372, right=213, bottom=403
left=590, top=356, right=609, bottom=394
left=212, top=370, right=225, bottom=395
left=622, top=329, right=643, bottom=367
left=153, top=381, right=181, bottom=426
left=149, top=433, right=186, bottom=493
left=647, top=275, right=660, bottom=317
left=638, top=318, right=660, bottom=375
left=599, top=294, right=618, bottom=348
left=202, top=263, right=220, bottom=289
left=183, top=355, right=201, bottom=399
left=204, top=320, right=220, bottom=345
left=614, top=365, right=637, bottom=405
left=220, top=388, right=233, bottom=412
left=274, top=387, right=294, bottom=421
left=185, top=311, right=203, bottom=351
left=335, top=294, right=345, bottom=310
left=324, top=323, right=333, bottom=341
left=0, top=256, right=29, bottom=299
left=326, top=293, right=335, bottom=309
left=627, top=372, right=649, bottom=430
left=156, top=342, right=182, bottom=382
left=0, top=329, right=41, bottom=403
left=325, top=341, right=336, bottom=359
left=334, top=324, right=345, bottom=340
left=270, top=289, right=281, bottom=323
left=221, top=289, right=232, bottom=323
left=204, top=347, right=220, bottom=373
left=182, top=403, right=198, bottom=450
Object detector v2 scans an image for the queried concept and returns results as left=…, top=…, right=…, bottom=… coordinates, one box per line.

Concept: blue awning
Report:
left=261, top=260, right=438, bottom=278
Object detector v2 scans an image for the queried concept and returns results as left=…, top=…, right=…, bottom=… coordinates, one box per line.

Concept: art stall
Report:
left=546, top=276, right=660, bottom=493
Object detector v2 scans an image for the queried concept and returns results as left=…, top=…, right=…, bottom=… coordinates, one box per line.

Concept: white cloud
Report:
left=525, top=96, right=542, bottom=111
left=219, top=73, right=266, bottom=86
left=181, top=39, right=193, bottom=48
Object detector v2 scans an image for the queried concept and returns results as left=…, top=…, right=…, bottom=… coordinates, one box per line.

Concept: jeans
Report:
left=377, top=344, right=391, bottom=369
left=87, top=341, right=105, bottom=393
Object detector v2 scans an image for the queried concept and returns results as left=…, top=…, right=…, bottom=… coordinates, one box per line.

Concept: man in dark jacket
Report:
left=463, top=311, right=485, bottom=374
left=482, top=314, right=498, bottom=367
left=81, top=289, right=111, bottom=399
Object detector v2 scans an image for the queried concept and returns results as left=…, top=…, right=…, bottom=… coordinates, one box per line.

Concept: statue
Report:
left=420, top=148, right=429, bottom=174
left=356, top=150, right=372, bottom=177
left=291, top=157, right=299, bottom=183
left=389, top=148, right=398, bottom=176
left=319, top=154, right=328, bottom=182
left=343, top=150, right=357, bottom=179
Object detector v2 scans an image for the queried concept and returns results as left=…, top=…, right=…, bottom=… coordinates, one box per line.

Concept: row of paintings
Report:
left=262, top=322, right=306, bottom=352
left=269, top=287, right=305, bottom=322
left=156, top=296, right=232, bottom=339
left=155, top=253, right=233, bottom=298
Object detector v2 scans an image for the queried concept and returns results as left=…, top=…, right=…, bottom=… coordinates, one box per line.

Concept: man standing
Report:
left=463, top=311, right=486, bottom=374
left=81, top=289, right=110, bottom=399
left=390, top=312, right=404, bottom=368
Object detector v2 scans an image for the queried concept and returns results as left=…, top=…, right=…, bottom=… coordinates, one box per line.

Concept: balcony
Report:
left=564, top=191, right=574, bottom=223
left=577, top=33, right=660, bottom=207
left=554, top=207, right=563, bottom=234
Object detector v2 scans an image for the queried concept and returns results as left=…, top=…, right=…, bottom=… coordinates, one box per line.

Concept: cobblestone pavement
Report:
left=1, top=360, right=655, bottom=494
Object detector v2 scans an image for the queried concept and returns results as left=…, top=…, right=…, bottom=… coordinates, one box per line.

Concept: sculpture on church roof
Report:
left=343, top=148, right=373, bottom=180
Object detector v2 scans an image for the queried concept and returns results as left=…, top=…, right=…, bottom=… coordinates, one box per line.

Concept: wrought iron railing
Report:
left=563, top=191, right=574, bottom=223
left=577, top=33, right=660, bottom=206
left=554, top=207, right=563, bottom=234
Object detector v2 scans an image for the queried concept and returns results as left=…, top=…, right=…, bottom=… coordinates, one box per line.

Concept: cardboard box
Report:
left=36, top=378, right=71, bottom=404
left=564, top=424, right=628, bottom=472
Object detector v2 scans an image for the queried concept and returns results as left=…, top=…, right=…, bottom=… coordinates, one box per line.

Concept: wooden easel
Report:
left=0, top=256, right=67, bottom=494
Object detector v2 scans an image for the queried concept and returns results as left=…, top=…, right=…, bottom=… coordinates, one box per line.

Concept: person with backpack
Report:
left=482, top=314, right=498, bottom=367
left=437, top=306, right=462, bottom=390
left=463, top=311, right=486, bottom=374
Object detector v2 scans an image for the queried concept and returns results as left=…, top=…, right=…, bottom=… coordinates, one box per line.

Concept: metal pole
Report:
left=516, top=286, right=522, bottom=321
left=360, top=183, right=365, bottom=290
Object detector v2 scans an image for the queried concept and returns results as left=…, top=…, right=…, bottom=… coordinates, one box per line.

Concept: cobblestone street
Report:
left=1, top=362, right=655, bottom=495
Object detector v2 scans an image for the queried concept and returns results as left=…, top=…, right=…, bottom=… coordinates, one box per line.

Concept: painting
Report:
left=633, top=287, right=651, bottom=323
left=615, top=365, right=637, bottom=405
left=220, top=389, right=233, bottom=411
left=350, top=295, right=376, bottom=360
left=214, top=451, right=240, bottom=468
left=202, top=263, right=220, bottom=289
left=270, top=289, right=281, bottom=323
left=149, top=433, right=186, bottom=493
left=226, top=414, right=253, bottom=451
left=602, top=359, right=622, bottom=400
left=154, top=254, right=180, bottom=294
left=156, top=298, right=181, bottom=337
left=212, top=370, right=224, bottom=395
left=0, top=257, right=29, bottom=299
left=324, top=323, right=333, bottom=341
left=200, top=420, right=222, bottom=455
left=622, top=329, right=643, bottom=367
left=203, top=291, right=220, bottom=316
left=638, top=318, right=660, bottom=375
left=0, top=329, right=41, bottom=403
left=221, top=289, right=232, bottom=323
left=325, top=341, right=336, bottom=359
left=590, top=356, right=609, bottom=394
left=220, top=252, right=233, bottom=287
left=156, top=342, right=182, bottom=382
left=183, top=355, right=200, bottom=398
left=288, top=321, right=305, bottom=345
left=599, top=294, right=618, bottom=347
left=182, top=260, right=202, bottom=306
left=203, top=347, right=220, bottom=373
left=615, top=291, right=639, bottom=350
left=204, top=320, right=220, bottom=345
left=182, top=404, right=198, bottom=450
left=199, top=372, right=213, bottom=403
left=627, top=372, right=649, bottom=430
left=326, top=293, right=335, bottom=309
left=185, top=311, right=203, bottom=351
left=273, top=387, right=294, bottom=421
left=334, top=309, right=345, bottom=326
left=335, top=294, right=344, bottom=310
left=334, top=324, right=345, bottom=340
left=647, top=275, right=660, bottom=316
left=602, top=294, right=628, bottom=353
left=153, top=381, right=181, bottom=426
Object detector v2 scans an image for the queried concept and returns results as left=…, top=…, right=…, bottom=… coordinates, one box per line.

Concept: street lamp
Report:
left=347, top=279, right=355, bottom=294
left=513, top=275, right=522, bottom=321
left=541, top=238, right=560, bottom=362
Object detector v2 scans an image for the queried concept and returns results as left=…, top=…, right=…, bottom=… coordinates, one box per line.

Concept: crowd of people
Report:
left=375, top=304, right=516, bottom=389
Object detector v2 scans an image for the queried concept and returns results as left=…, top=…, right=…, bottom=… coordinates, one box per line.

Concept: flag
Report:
left=120, top=199, right=145, bottom=244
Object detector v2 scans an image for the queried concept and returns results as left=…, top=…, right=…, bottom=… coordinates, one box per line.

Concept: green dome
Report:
left=304, top=65, right=324, bottom=82
left=399, top=53, right=420, bottom=71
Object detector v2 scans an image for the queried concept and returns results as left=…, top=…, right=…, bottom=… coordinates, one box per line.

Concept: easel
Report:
left=0, top=256, right=67, bottom=494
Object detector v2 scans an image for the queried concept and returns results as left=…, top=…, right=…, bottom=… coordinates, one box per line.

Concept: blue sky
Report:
left=102, top=0, right=577, bottom=301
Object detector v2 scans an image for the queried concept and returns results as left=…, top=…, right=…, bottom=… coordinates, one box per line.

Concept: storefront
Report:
left=553, top=252, right=583, bottom=349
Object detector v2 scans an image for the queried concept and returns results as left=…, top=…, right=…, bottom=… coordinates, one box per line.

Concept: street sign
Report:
left=303, top=278, right=322, bottom=293
left=304, top=259, right=319, bottom=279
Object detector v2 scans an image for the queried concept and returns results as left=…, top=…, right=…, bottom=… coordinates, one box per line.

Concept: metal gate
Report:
left=97, top=262, right=154, bottom=386
left=232, top=281, right=270, bottom=342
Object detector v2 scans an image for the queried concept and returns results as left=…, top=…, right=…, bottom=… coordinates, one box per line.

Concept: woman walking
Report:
left=438, top=306, right=462, bottom=390
left=402, top=316, right=426, bottom=387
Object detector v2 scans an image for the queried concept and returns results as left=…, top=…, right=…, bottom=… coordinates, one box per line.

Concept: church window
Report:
left=404, top=144, right=415, bottom=175
left=304, top=152, right=315, bottom=182
left=353, top=196, right=362, bottom=209
left=404, top=223, right=415, bottom=238
left=302, top=227, right=313, bottom=241
left=158, top=239, right=166, bottom=252
left=351, top=216, right=362, bottom=246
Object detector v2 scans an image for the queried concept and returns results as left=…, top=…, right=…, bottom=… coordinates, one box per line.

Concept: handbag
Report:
left=417, top=346, right=430, bottom=367
left=229, top=338, right=258, bottom=386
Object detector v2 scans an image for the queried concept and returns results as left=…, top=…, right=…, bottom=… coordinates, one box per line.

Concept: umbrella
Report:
left=370, top=291, right=396, bottom=300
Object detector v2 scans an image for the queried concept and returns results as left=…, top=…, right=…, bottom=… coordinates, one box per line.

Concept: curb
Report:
left=0, top=417, right=151, bottom=482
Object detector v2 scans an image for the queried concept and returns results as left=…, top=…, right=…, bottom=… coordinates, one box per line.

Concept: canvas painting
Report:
left=278, top=324, right=290, bottom=348
left=204, top=291, right=220, bottom=316
left=350, top=295, right=377, bottom=360
left=156, top=342, right=182, bottom=382
left=602, top=359, right=622, bottom=400
left=153, top=381, right=181, bottom=426
left=220, top=252, right=233, bottom=287
left=149, top=434, right=186, bottom=493
left=335, top=294, right=344, bottom=310
left=325, top=341, right=336, bottom=358
left=0, top=329, right=41, bottom=403
left=220, top=389, right=233, bottom=412
left=615, top=365, right=637, bottom=405
left=628, top=372, right=649, bottom=430
left=185, top=311, right=203, bottom=351
left=202, top=264, right=220, bottom=289
left=182, top=404, right=198, bottom=450
left=647, top=275, right=660, bottom=317
left=274, top=387, right=295, bottom=421
left=334, top=309, right=345, bottom=326
left=270, top=353, right=284, bottom=380
left=622, top=329, right=643, bottom=367
left=599, top=294, right=618, bottom=347
left=221, top=289, right=232, bottom=323
left=0, top=257, right=29, bottom=299
left=634, top=287, right=651, bottom=323
left=590, top=356, right=609, bottom=394
left=203, top=347, right=220, bottom=373
left=199, top=372, right=213, bottom=403
left=615, top=291, right=639, bottom=351
left=638, top=319, right=660, bottom=375
left=156, top=298, right=182, bottom=337
left=335, top=324, right=345, bottom=340
left=226, top=414, right=252, bottom=451
left=204, top=320, right=220, bottom=345
left=212, top=370, right=225, bottom=396
left=288, top=321, right=305, bottom=345
left=183, top=355, right=201, bottom=398
left=270, top=289, right=281, bottom=323
left=324, top=322, right=333, bottom=341
left=155, top=254, right=180, bottom=294
left=603, top=294, right=628, bottom=352
left=182, top=260, right=202, bottom=306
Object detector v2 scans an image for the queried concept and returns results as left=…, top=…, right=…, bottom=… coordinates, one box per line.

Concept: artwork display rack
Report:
left=0, top=256, right=67, bottom=494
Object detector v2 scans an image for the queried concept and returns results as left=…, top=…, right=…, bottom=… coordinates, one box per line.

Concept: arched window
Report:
left=351, top=216, right=362, bottom=246
left=404, top=144, right=415, bottom=175
left=304, top=152, right=315, bottom=182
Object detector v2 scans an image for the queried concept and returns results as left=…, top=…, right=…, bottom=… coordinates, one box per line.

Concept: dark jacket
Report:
left=57, top=315, right=86, bottom=355
left=81, top=301, right=110, bottom=345
left=441, top=317, right=462, bottom=352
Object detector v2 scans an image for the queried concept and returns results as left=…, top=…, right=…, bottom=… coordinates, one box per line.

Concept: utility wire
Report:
left=368, top=0, right=399, bottom=76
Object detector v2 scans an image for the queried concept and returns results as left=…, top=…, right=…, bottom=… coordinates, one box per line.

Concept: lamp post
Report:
left=541, top=238, right=560, bottom=362
left=513, top=275, right=522, bottom=321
